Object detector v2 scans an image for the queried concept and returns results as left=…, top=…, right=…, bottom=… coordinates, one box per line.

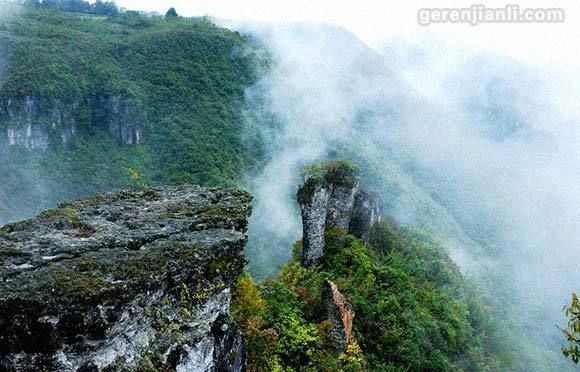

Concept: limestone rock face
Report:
left=0, top=95, right=145, bottom=150
left=326, top=183, right=358, bottom=230
left=93, top=95, right=144, bottom=145
left=297, top=164, right=381, bottom=267
left=349, top=191, right=383, bottom=244
left=0, top=185, right=252, bottom=371
left=296, top=185, right=331, bottom=268
left=322, top=280, right=356, bottom=355
left=0, top=97, right=54, bottom=151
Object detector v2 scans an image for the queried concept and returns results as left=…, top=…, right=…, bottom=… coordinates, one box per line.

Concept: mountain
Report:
left=0, top=4, right=264, bottom=224
left=0, top=166, right=501, bottom=371
left=0, top=3, right=574, bottom=371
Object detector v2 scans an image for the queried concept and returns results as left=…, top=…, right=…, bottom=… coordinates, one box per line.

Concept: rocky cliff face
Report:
left=0, top=95, right=144, bottom=150
left=322, top=280, right=356, bottom=356
left=93, top=95, right=144, bottom=146
left=0, top=97, right=55, bottom=151
left=0, top=185, right=252, bottom=371
left=349, top=190, right=382, bottom=244
left=297, top=165, right=382, bottom=267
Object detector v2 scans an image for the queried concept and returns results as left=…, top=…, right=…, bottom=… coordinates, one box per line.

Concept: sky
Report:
left=114, top=0, right=578, bottom=66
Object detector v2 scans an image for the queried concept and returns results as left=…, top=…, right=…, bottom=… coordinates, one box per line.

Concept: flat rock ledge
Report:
left=0, top=185, right=252, bottom=372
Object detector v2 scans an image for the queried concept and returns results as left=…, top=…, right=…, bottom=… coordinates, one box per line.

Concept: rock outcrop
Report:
left=93, top=95, right=144, bottom=146
left=297, top=163, right=382, bottom=267
left=349, top=190, right=382, bottom=244
left=0, top=97, right=54, bottom=150
left=0, top=95, right=145, bottom=150
left=322, top=280, right=356, bottom=355
left=0, top=185, right=252, bottom=371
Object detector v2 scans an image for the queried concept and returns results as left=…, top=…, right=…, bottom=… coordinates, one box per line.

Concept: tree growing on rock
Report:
left=165, top=7, right=179, bottom=18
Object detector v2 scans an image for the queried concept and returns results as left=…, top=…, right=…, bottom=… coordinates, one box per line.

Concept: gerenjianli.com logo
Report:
left=418, top=4, right=565, bottom=26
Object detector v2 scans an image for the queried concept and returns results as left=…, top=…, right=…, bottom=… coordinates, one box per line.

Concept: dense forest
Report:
left=233, top=221, right=508, bottom=371
left=0, top=4, right=265, bottom=223
left=6, top=0, right=118, bottom=15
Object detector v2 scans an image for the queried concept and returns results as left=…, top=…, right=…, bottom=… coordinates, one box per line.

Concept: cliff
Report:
left=0, top=95, right=144, bottom=150
left=0, top=8, right=261, bottom=225
left=0, top=185, right=252, bottom=371
left=297, top=162, right=382, bottom=267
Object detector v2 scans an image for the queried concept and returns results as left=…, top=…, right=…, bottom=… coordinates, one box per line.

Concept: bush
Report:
left=562, top=293, right=580, bottom=363
left=233, top=222, right=507, bottom=371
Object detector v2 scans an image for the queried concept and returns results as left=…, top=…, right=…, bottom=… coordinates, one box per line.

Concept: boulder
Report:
left=0, top=185, right=252, bottom=371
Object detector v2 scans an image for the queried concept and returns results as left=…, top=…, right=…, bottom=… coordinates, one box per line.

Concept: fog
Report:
left=234, top=22, right=580, bottom=370
left=0, top=2, right=577, bottom=366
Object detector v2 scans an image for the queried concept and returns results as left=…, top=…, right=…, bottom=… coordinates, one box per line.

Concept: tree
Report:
left=165, top=7, right=178, bottom=18
left=92, top=0, right=118, bottom=15
left=22, top=0, right=41, bottom=8
left=563, top=293, right=580, bottom=363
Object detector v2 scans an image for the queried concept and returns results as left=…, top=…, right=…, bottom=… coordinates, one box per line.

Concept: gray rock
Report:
left=0, top=97, right=51, bottom=151
left=0, top=95, right=145, bottom=150
left=297, top=185, right=330, bottom=268
left=326, top=183, right=358, bottom=230
left=297, top=163, right=381, bottom=267
left=93, top=95, right=145, bottom=145
left=349, top=191, right=383, bottom=244
left=297, top=164, right=358, bottom=267
left=0, top=185, right=252, bottom=371
left=322, top=279, right=356, bottom=356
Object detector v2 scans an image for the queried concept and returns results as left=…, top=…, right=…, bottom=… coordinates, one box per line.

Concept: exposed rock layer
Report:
left=349, top=190, right=382, bottom=244
left=0, top=95, right=144, bottom=150
left=322, top=280, right=356, bottom=355
left=0, top=185, right=252, bottom=371
left=297, top=165, right=382, bottom=267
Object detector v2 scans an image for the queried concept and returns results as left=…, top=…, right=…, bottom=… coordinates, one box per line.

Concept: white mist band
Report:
left=418, top=4, right=565, bottom=26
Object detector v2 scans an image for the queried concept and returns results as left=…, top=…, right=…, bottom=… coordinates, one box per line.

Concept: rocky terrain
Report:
left=322, top=279, right=356, bottom=356
left=0, top=95, right=145, bottom=150
left=297, top=163, right=382, bottom=267
left=0, top=185, right=252, bottom=371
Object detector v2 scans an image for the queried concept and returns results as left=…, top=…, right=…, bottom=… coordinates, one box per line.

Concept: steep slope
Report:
left=233, top=162, right=506, bottom=371
left=238, top=23, right=573, bottom=370
left=0, top=6, right=263, bottom=224
left=0, top=7, right=573, bottom=369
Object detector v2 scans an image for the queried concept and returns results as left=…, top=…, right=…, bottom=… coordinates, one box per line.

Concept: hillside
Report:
left=0, top=5, right=263, bottom=224
left=232, top=162, right=507, bottom=371
left=0, top=4, right=574, bottom=371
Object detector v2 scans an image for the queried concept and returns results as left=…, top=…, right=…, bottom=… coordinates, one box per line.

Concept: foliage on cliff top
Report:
left=297, top=160, right=359, bottom=204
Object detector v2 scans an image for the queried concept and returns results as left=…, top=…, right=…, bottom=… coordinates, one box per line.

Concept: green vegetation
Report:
left=165, top=7, right=178, bottom=19
left=299, top=159, right=358, bottom=184
left=297, top=159, right=359, bottom=207
left=562, top=293, right=580, bottom=364
left=0, top=5, right=568, bottom=370
left=0, top=5, right=264, bottom=222
left=16, top=0, right=119, bottom=16
left=233, top=223, right=508, bottom=371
